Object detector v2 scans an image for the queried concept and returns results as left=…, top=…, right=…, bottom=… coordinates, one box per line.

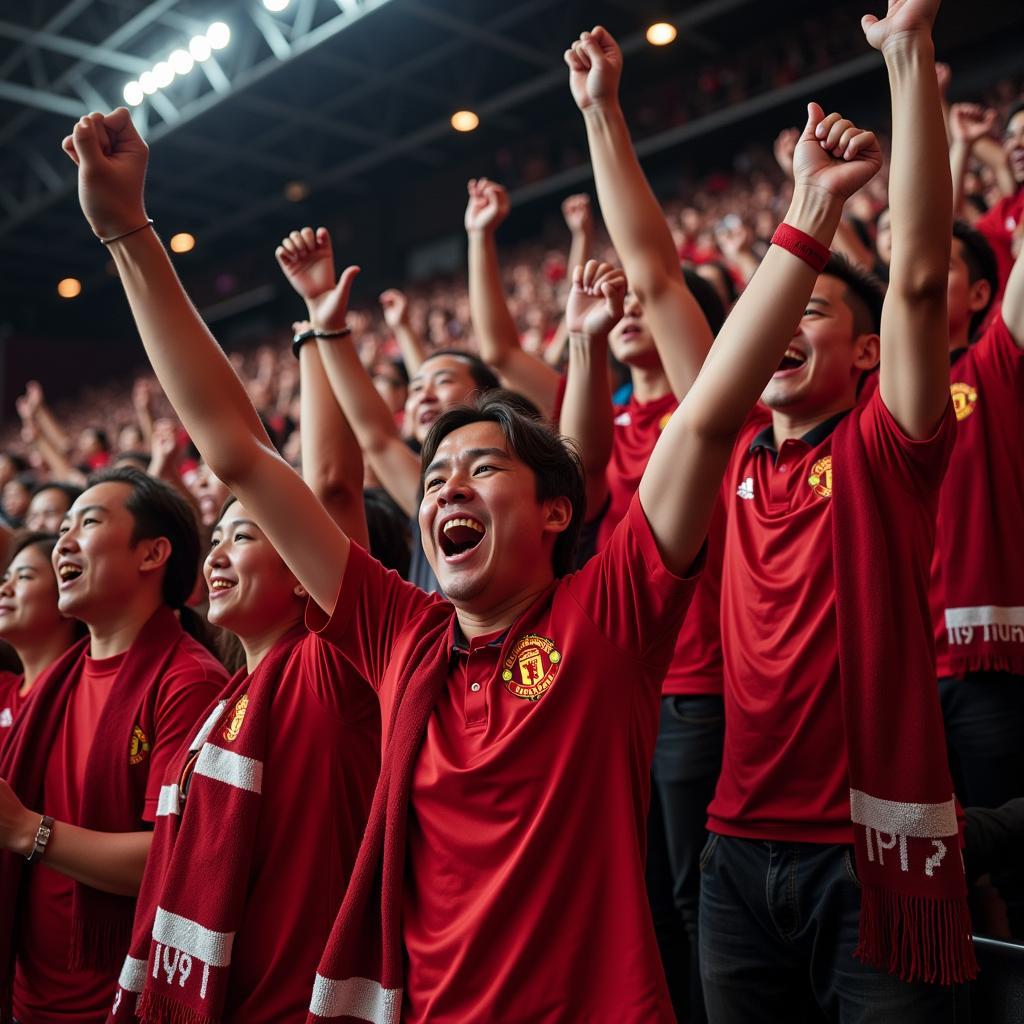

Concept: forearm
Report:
left=950, top=139, right=970, bottom=217
left=999, top=245, right=1024, bottom=345
left=393, top=323, right=427, bottom=376
left=36, top=432, right=82, bottom=485
left=36, top=405, right=70, bottom=455
left=468, top=230, right=521, bottom=369
left=729, top=250, right=760, bottom=285
left=106, top=228, right=272, bottom=485
left=299, top=343, right=369, bottom=547
left=567, top=228, right=592, bottom=279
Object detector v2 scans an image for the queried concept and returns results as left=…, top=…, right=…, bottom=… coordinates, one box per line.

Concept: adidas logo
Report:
left=0, top=707, right=12, bottom=727
left=614, top=411, right=632, bottom=426
left=737, top=477, right=755, bottom=501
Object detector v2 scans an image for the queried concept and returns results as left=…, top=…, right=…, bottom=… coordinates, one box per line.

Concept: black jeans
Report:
left=699, top=835, right=968, bottom=1023
left=647, top=694, right=724, bottom=1024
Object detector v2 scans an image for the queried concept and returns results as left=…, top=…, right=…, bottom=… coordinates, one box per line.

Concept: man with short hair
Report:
left=0, top=468, right=226, bottom=1022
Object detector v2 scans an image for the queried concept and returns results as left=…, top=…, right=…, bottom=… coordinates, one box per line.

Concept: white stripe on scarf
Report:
left=945, top=605, right=1024, bottom=628
left=118, top=954, right=149, bottom=993
left=849, top=789, right=957, bottom=838
left=309, top=975, right=402, bottom=1023
left=193, top=744, right=262, bottom=794
left=152, top=907, right=235, bottom=967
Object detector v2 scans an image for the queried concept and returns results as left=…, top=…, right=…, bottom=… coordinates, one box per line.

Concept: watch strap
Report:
left=26, top=814, right=55, bottom=865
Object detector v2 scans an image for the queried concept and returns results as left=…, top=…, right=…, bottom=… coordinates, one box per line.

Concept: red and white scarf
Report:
left=109, top=624, right=305, bottom=1024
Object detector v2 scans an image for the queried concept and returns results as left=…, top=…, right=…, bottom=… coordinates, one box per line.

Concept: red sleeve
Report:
left=301, top=633, right=381, bottom=732
left=306, top=542, right=443, bottom=691
left=564, top=493, right=704, bottom=668
left=858, top=388, right=956, bottom=501
left=142, top=645, right=227, bottom=822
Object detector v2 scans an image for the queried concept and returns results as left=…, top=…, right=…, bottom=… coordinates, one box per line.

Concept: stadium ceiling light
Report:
left=123, top=81, right=145, bottom=106
left=139, top=70, right=158, bottom=95
left=450, top=109, right=480, bottom=133
left=189, top=35, right=213, bottom=62
left=207, top=22, right=231, bottom=50
left=263, top=0, right=291, bottom=10
left=153, top=61, right=175, bottom=88
left=284, top=180, right=310, bottom=202
left=645, top=22, right=677, bottom=46
left=170, top=232, right=196, bottom=253
left=169, top=49, right=194, bottom=76
left=57, top=277, right=82, bottom=299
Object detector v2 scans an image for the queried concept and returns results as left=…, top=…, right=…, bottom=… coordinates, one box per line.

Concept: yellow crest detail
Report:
left=223, top=694, right=249, bottom=742
left=128, top=724, right=150, bottom=766
left=658, top=412, right=673, bottom=432
left=503, top=634, right=561, bottom=701
left=807, top=455, right=833, bottom=499
left=949, top=382, right=978, bottom=422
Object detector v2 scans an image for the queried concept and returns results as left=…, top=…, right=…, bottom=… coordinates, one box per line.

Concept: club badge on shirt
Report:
left=502, top=634, right=561, bottom=701
left=223, top=694, right=249, bottom=742
left=807, top=455, right=833, bottom=499
left=128, top=724, right=150, bottom=765
left=950, top=382, right=978, bottom=422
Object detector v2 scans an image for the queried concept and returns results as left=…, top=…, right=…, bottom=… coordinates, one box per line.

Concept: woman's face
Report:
left=0, top=544, right=66, bottom=645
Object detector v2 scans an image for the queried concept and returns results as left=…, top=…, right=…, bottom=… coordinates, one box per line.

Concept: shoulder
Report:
left=163, top=633, right=229, bottom=690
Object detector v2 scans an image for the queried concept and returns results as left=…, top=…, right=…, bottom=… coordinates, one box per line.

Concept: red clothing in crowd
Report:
left=932, top=313, right=1024, bottom=678
left=13, top=640, right=224, bottom=1024
left=315, top=495, right=702, bottom=1023
left=0, top=670, right=25, bottom=735
left=975, top=187, right=1024, bottom=298
left=710, top=391, right=954, bottom=844
left=597, top=391, right=725, bottom=697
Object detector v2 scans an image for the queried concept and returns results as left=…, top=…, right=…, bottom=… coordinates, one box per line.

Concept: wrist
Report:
left=881, top=32, right=935, bottom=67
left=581, top=99, right=622, bottom=125
left=15, top=809, right=41, bottom=859
left=784, top=186, right=844, bottom=247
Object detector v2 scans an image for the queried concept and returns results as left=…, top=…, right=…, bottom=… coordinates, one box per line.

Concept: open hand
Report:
left=565, top=26, right=622, bottom=112
left=275, top=226, right=360, bottom=332
left=861, top=0, right=940, bottom=52
left=464, top=178, right=510, bottom=234
left=565, top=260, right=626, bottom=339
left=61, top=108, right=149, bottom=240
left=793, top=102, right=881, bottom=201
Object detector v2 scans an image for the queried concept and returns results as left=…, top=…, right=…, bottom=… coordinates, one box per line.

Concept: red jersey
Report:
left=597, top=391, right=724, bottom=696
left=0, top=670, right=24, bottom=736
left=932, top=314, right=1024, bottom=678
left=217, top=634, right=379, bottom=1023
left=710, top=392, right=953, bottom=844
left=316, top=496, right=702, bottom=1023
left=14, top=638, right=224, bottom=1024
left=975, top=188, right=1023, bottom=298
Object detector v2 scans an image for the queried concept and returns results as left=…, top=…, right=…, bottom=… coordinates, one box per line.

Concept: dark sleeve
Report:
left=964, top=799, right=1024, bottom=886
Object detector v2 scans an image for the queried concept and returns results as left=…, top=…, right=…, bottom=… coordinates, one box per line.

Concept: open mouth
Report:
left=619, top=323, right=642, bottom=337
left=774, top=348, right=807, bottom=375
left=438, top=516, right=485, bottom=560
left=57, top=563, right=83, bottom=585
left=208, top=578, right=237, bottom=598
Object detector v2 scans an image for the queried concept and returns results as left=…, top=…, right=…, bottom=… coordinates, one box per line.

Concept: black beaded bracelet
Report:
left=291, top=326, right=352, bottom=359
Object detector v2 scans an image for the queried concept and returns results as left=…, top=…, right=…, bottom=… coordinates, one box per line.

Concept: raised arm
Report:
left=558, top=260, right=626, bottom=517
left=379, top=289, right=428, bottom=376
left=275, top=226, right=422, bottom=518
left=999, top=236, right=1024, bottom=347
left=949, top=104, right=999, bottom=216
left=867, top=0, right=953, bottom=440
left=570, top=30, right=712, bottom=400
left=542, top=194, right=594, bottom=369
left=62, top=110, right=350, bottom=614
left=466, top=178, right=562, bottom=417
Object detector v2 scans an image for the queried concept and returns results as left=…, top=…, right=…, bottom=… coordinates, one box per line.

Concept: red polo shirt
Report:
left=0, top=670, right=24, bottom=737
left=597, top=391, right=724, bottom=696
left=710, top=392, right=953, bottom=844
left=14, top=638, right=224, bottom=1024
left=317, top=495, right=701, bottom=1023
left=932, top=314, right=1024, bottom=678
left=975, top=188, right=1023, bottom=298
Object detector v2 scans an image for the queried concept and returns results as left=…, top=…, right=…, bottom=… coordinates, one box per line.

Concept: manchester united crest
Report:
left=128, top=724, right=150, bottom=766
left=502, top=633, right=561, bottom=701
left=807, top=455, right=833, bottom=499
left=223, top=694, right=249, bottom=742
left=949, top=382, right=978, bottom=421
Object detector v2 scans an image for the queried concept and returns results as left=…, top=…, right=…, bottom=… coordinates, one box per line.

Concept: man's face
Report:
left=1004, top=110, right=1024, bottom=186
left=761, top=274, right=876, bottom=416
left=608, top=291, right=660, bottom=369
left=371, top=362, right=408, bottom=416
left=188, top=463, right=230, bottom=529
left=418, top=421, right=565, bottom=608
left=54, top=481, right=153, bottom=620
left=947, top=237, right=990, bottom=340
left=405, top=355, right=481, bottom=445
left=25, top=487, right=73, bottom=534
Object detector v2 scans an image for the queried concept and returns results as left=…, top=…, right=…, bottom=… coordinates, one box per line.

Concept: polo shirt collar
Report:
left=451, top=620, right=509, bottom=655
left=749, top=408, right=852, bottom=458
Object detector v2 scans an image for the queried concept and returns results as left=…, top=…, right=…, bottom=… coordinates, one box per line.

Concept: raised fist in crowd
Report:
left=794, top=103, right=882, bottom=201
left=950, top=103, right=998, bottom=146
left=379, top=288, right=410, bottom=330
left=565, top=26, right=623, bottom=112
left=464, top=178, right=510, bottom=234
left=564, top=259, right=626, bottom=340
left=561, top=194, right=593, bottom=236
left=861, top=0, right=940, bottom=52
left=275, top=226, right=360, bottom=333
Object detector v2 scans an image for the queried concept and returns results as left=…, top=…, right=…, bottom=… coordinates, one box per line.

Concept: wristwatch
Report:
left=25, top=814, right=55, bottom=865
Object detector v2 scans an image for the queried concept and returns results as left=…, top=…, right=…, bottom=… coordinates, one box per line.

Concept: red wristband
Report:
left=770, top=223, right=830, bottom=273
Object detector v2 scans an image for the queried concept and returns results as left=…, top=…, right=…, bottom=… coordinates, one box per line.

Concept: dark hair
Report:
left=6, top=530, right=90, bottom=639
left=420, top=349, right=501, bottom=393
left=374, top=357, right=410, bottom=387
left=1005, top=100, right=1024, bottom=130
left=952, top=221, right=998, bottom=339
left=419, top=390, right=584, bottom=578
left=83, top=427, right=110, bottom=452
left=30, top=481, right=82, bottom=507
left=822, top=252, right=886, bottom=336
left=113, top=450, right=152, bottom=471
left=683, top=266, right=728, bottom=334
left=364, top=487, right=411, bottom=578
left=0, top=452, right=28, bottom=474
left=86, top=466, right=200, bottom=612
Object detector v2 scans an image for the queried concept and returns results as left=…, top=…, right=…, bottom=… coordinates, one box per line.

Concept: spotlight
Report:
left=170, top=233, right=196, bottom=254
left=645, top=22, right=677, bottom=46
left=153, top=61, right=175, bottom=88
left=189, top=35, right=212, bottom=62
left=207, top=22, right=231, bottom=50
left=450, top=109, right=480, bottom=133
left=169, top=49, right=194, bottom=75
left=139, top=71, right=158, bottom=95
left=284, top=181, right=310, bottom=202
left=263, top=0, right=291, bottom=10
left=123, top=81, right=145, bottom=106
left=57, top=278, right=82, bottom=299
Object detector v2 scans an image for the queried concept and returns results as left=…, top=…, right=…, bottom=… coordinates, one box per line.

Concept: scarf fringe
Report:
left=855, top=885, right=978, bottom=986
left=137, top=988, right=219, bottom=1024
left=69, top=913, right=133, bottom=971
left=946, top=652, right=1024, bottom=678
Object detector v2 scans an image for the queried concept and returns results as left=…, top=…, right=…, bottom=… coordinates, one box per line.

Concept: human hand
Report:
left=950, top=103, right=998, bottom=146
left=60, top=108, right=149, bottom=240
left=24, top=381, right=44, bottom=415
left=793, top=102, right=882, bottom=201
left=773, top=127, right=799, bottom=178
left=464, top=178, right=510, bottom=234
left=131, top=378, right=151, bottom=414
left=565, top=260, right=626, bottom=339
left=565, top=25, right=622, bottom=113
left=935, top=61, right=951, bottom=98
left=0, top=778, right=39, bottom=858
left=275, top=226, right=360, bottom=332
left=861, top=0, right=940, bottom=53
left=379, top=288, right=410, bottom=330
left=562, top=193, right=593, bottom=236
left=717, top=217, right=754, bottom=260
left=149, top=418, right=181, bottom=476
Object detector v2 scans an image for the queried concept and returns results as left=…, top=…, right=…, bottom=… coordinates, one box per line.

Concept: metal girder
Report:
left=0, top=18, right=150, bottom=73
